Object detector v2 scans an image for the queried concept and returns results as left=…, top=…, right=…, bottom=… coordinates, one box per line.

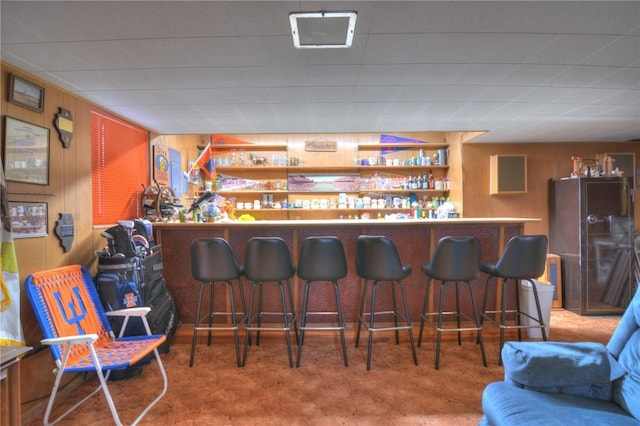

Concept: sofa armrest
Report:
left=502, top=341, right=626, bottom=401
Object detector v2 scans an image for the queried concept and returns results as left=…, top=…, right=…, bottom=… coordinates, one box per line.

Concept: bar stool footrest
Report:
left=481, top=311, right=545, bottom=330
left=422, top=311, right=482, bottom=333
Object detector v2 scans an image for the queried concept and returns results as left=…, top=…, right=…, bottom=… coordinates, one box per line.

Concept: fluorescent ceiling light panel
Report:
left=289, top=12, right=357, bottom=48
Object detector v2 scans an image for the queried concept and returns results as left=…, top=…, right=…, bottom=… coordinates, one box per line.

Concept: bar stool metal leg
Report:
left=190, top=279, right=243, bottom=368
left=296, top=236, right=349, bottom=367
left=296, top=278, right=347, bottom=367
left=278, top=280, right=295, bottom=368
left=333, top=280, right=349, bottom=367
left=357, top=278, right=418, bottom=371
left=243, top=279, right=297, bottom=368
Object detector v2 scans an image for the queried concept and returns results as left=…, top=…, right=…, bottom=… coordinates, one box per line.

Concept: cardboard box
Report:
left=538, top=254, right=563, bottom=309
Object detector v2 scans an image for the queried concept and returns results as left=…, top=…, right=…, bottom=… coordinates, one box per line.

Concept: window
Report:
left=91, top=111, right=149, bottom=225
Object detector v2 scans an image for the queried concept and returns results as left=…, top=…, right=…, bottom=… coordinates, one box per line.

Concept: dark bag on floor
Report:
left=95, top=255, right=148, bottom=380
left=96, top=221, right=177, bottom=353
left=139, top=248, right=178, bottom=353
left=96, top=256, right=147, bottom=337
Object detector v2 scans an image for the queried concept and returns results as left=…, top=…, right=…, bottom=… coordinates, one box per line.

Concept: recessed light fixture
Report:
left=289, top=11, right=357, bottom=49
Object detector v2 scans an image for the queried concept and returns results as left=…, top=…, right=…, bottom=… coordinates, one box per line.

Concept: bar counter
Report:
left=153, top=218, right=539, bottom=327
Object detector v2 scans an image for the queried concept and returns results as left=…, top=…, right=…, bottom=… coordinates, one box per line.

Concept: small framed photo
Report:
left=8, top=73, right=45, bottom=112
left=8, top=201, right=48, bottom=238
left=3, top=116, right=50, bottom=185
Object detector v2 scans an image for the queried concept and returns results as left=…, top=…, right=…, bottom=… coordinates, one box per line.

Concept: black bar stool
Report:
left=480, top=234, right=549, bottom=365
left=355, top=235, right=418, bottom=370
left=419, top=236, right=487, bottom=369
left=189, top=237, right=247, bottom=367
left=296, top=236, right=349, bottom=367
left=242, top=237, right=298, bottom=368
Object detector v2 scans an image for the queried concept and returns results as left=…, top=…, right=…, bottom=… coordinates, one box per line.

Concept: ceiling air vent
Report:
left=289, top=12, right=357, bottom=48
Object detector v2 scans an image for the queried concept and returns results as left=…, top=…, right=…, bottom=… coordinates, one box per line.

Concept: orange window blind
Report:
left=91, top=111, right=149, bottom=225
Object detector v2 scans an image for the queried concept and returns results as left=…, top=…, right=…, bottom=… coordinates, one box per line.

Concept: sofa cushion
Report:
left=482, top=382, right=640, bottom=426
left=608, top=289, right=640, bottom=357
left=612, top=329, right=640, bottom=420
left=502, top=341, right=626, bottom=400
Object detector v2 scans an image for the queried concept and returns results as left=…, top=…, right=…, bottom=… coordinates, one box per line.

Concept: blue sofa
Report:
left=480, top=286, right=640, bottom=425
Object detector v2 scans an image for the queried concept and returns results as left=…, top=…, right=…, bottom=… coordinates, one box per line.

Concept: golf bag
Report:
left=96, top=219, right=177, bottom=355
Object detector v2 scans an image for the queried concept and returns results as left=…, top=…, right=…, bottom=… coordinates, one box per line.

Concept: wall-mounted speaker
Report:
left=490, top=154, right=527, bottom=194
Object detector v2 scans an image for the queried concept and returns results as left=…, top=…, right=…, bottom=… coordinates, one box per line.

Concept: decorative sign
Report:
left=379, top=133, right=430, bottom=155
left=305, top=140, right=337, bottom=152
left=54, top=213, right=74, bottom=252
left=380, top=134, right=429, bottom=145
left=211, top=134, right=252, bottom=146
left=153, top=145, right=170, bottom=185
left=54, top=107, right=74, bottom=148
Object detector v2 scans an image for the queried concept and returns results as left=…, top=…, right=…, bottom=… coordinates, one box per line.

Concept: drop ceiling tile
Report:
left=1, top=1, right=638, bottom=142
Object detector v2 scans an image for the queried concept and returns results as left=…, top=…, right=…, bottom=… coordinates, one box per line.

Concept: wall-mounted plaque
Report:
left=305, top=140, right=337, bottom=152
left=54, top=213, right=74, bottom=252
left=54, top=107, right=74, bottom=148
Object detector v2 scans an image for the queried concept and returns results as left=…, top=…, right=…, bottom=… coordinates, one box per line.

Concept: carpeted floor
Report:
left=25, top=310, right=620, bottom=425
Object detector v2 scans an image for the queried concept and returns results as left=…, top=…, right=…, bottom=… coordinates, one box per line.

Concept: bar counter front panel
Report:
left=154, top=219, right=532, bottom=328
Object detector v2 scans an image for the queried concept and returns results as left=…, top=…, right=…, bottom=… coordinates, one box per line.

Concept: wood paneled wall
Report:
left=462, top=142, right=640, bottom=235
left=1, top=63, right=149, bottom=423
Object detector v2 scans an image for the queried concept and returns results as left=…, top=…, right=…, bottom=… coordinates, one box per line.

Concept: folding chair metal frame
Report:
left=26, top=265, right=168, bottom=426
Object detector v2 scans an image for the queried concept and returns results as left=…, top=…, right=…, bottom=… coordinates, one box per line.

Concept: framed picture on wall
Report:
left=8, top=73, right=45, bottom=112
left=3, top=116, right=50, bottom=185
left=8, top=201, right=48, bottom=238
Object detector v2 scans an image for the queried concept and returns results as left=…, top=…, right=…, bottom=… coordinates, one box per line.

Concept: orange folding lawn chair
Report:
left=26, top=264, right=168, bottom=425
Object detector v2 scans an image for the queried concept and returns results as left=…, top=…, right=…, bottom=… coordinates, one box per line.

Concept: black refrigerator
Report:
left=549, top=177, right=635, bottom=315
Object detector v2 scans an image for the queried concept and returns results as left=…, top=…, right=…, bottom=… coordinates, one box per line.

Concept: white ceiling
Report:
left=1, top=1, right=639, bottom=143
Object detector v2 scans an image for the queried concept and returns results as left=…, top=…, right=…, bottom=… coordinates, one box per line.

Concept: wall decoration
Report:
left=305, top=139, right=337, bottom=152
left=3, top=116, right=50, bottom=185
left=54, top=107, right=74, bottom=148
left=287, top=173, right=360, bottom=192
left=153, top=144, right=170, bottom=185
left=8, top=73, right=45, bottom=112
left=380, top=133, right=429, bottom=154
left=54, top=212, right=74, bottom=252
left=8, top=201, right=48, bottom=238
left=169, top=148, right=183, bottom=197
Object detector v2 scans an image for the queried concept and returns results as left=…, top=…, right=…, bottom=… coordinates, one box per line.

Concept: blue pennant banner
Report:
left=380, top=134, right=429, bottom=154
